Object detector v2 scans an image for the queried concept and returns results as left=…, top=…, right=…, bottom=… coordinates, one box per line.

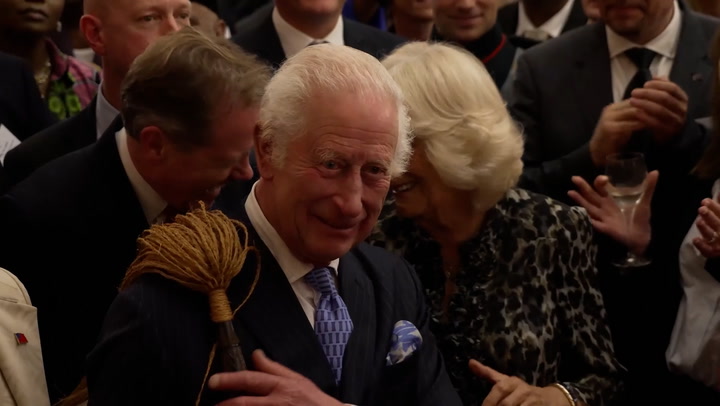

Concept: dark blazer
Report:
left=0, top=52, right=56, bottom=192
left=232, top=4, right=405, bottom=69
left=86, top=213, right=462, bottom=406
left=498, top=0, right=588, bottom=40
left=512, top=9, right=718, bottom=200
left=0, top=126, right=252, bottom=403
left=3, top=97, right=99, bottom=190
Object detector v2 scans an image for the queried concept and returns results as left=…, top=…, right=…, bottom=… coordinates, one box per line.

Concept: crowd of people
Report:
left=0, top=0, right=719, bottom=405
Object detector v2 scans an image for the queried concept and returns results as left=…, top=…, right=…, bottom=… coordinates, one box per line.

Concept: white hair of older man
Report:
left=382, top=41, right=524, bottom=211
left=259, top=44, right=412, bottom=178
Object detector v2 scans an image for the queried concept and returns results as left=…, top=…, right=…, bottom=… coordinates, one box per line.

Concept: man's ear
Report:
left=80, top=15, right=105, bottom=56
left=137, top=126, right=167, bottom=162
left=253, top=124, right=275, bottom=179
left=215, top=19, right=227, bottom=39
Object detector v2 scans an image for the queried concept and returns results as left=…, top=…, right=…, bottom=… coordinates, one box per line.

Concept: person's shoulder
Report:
left=344, top=18, right=406, bottom=50
left=521, top=23, right=602, bottom=62
left=3, top=143, right=96, bottom=213
left=0, top=267, right=31, bottom=305
left=687, top=10, right=720, bottom=40
left=503, top=188, right=590, bottom=235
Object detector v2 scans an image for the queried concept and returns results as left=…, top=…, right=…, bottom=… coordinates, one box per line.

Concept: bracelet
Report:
left=551, top=383, right=576, bottom=406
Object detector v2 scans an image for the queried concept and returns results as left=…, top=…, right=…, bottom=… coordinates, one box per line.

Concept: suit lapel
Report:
left=337, top=249, right=377, bottom=403
left=231, top=234, right=337, bottom=394
left=343, top=19, right=369, bottom=54
left=243, top=6, right=286, bottom=69
left=670, top=10, right=713, bottom=118
left=572, top=24, right=613, bottom=131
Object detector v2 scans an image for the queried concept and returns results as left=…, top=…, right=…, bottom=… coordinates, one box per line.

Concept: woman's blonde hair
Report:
left=382, top=41, right=524, bottom=210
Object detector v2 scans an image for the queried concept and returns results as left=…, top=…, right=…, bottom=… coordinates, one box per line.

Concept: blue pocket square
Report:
left=385, top=320, right=423, bottom=366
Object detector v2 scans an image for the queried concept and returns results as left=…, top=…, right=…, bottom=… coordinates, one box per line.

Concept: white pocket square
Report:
left=385, top=320, right=423, bottom=366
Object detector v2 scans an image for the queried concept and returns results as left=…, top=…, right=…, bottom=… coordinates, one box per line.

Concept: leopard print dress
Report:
left=369, top=188, right=624, bottom=406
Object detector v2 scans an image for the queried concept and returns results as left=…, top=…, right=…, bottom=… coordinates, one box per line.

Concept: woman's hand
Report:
left=567, top=171, right=658, bottom=256
left=693, top=197, right=720, bottom=259
left=469, top=360, right=571, bottom=406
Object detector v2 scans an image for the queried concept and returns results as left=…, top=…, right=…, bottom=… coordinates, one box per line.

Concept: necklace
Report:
left=34, top=59, right=52, bottom=98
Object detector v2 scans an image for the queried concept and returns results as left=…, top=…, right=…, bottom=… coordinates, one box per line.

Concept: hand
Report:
left=693, top=197, right=720, bottom=259
left=469, top=360, right=569, bottom=406
left=589, top=101, right=644, bottom=166
left=209, top=350, right=343, bottom=406
left=629, top=77, right=688, bottom=145
left=567, top=171, right=659, bottom=256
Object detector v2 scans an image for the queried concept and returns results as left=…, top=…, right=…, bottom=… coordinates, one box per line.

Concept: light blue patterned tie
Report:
left=304, top=267, right=353, bottom=384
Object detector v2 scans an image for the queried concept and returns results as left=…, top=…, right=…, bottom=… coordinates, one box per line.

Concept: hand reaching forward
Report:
left=568, top=171, right=659, bottom=256
left=209, top=350, right=344, bottom=406
left=469, top=360, right=570, bottom=406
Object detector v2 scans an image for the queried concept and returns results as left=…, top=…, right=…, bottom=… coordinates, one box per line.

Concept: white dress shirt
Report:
left=666, top=179, right=720, bottom=390
left=516, top=0, right=576, bottom=39
left=245, top=181, right=340, bottom=327
left=271, top=7, right=345, bottom=59
left=95, top=86, right=120, bottom=139
left=606, top=0, right=682, bottom=103
left=116, top=128, right=168, bottom=225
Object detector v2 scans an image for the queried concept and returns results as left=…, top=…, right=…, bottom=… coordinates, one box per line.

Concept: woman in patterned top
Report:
left=0, top=0, right=100, bottom=120
left=370, top=42, right=624, bottom=406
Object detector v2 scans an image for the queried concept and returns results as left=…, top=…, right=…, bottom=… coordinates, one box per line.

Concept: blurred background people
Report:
left=498, top=0, right=587, bottom=48
left=232, top=0, right=404, bottom=70
left=387, top=0, right=433, bottom=40
left=2, top=0, right=191, bottom=190
left=191, top=0, right=229, bottom=38
left=431, top=0, right=518, bottom=98
left=0, top=0, right=100, bottom=120
left=372, top=41, right=623, bottom=406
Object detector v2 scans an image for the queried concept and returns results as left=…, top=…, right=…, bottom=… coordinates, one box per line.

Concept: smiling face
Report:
left=151, top=105, right=258, bottom=209
left=432, top=0, right=498, bottom=43
left=597, top=0, right=674, bottom=43
left=256, top=92, right=398, bottom=266
left=0, top=0, right=65, bottom=35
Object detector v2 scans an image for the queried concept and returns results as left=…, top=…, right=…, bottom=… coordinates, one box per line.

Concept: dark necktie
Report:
left=304, top=266, right=353, bottom=384
left=308, top=39, right=329, bottom=47
left=622, top=47, right=657, bottom=152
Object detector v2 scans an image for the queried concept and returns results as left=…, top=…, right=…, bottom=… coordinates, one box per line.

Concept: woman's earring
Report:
left=57, top=21, right=62, bottom=32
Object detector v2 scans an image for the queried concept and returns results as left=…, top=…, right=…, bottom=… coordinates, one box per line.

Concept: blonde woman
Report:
left=369, top=42, right=623, bottom=406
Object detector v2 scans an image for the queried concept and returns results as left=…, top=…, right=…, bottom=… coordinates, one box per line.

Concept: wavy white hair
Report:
left=259, top=44, right=412, bottom=177
left=382, top=41, right=524, bottom=210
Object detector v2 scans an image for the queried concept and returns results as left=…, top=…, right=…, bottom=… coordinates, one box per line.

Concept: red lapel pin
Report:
left=14, top=333, right=28, bottom=345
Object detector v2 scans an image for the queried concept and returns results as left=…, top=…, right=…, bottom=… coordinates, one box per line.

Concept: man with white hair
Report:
left=86, top=43, right=461, bottom=406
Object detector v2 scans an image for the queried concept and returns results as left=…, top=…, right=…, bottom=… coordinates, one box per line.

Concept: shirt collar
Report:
left=116, top=128, right=168, bottom=225
left=516, top=0, right=576, bottom=39
left=272, top=6, right=345, bottom=59
left=96, top=85, right=120, bottom=139
left=245, top=181, right=340, bottom=284
left=606, top=0, right=681, bottom=59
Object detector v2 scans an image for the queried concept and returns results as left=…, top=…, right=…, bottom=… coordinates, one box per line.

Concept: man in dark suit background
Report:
left=498, top=0, right=588, bottom=47
left=1, top=0, right=191, bottom=189
left=0, top=28, right=269, bottom=403
left=510, top=0, right=719, bottom=402
left=0, top=52, right=56, bottom=192
left=87, top=43, right=461, bottom=406
left=232, top=0, right=404, bottom=70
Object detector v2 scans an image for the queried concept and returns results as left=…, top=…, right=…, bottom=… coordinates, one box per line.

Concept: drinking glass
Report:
left=606, top=152, right=652, bottom=267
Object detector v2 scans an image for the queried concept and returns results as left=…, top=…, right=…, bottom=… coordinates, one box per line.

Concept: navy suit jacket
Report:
left=2, top=97, right=99, bottom=190
left=232, top=4, right=405, bottom=69
left=86, top=213, right=461, bottom=406
left=0, top=125, right=252, bottom=403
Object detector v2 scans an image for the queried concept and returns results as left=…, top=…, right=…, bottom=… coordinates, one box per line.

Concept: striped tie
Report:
left=304, top=267, right=353, bottom=384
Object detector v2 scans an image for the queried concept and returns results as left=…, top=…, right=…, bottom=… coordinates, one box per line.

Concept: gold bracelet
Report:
left=551, top=383, right=576, bottom=406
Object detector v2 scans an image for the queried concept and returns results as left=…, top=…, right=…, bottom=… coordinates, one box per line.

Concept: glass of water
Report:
left=606, top=152, right=651, bottom=267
